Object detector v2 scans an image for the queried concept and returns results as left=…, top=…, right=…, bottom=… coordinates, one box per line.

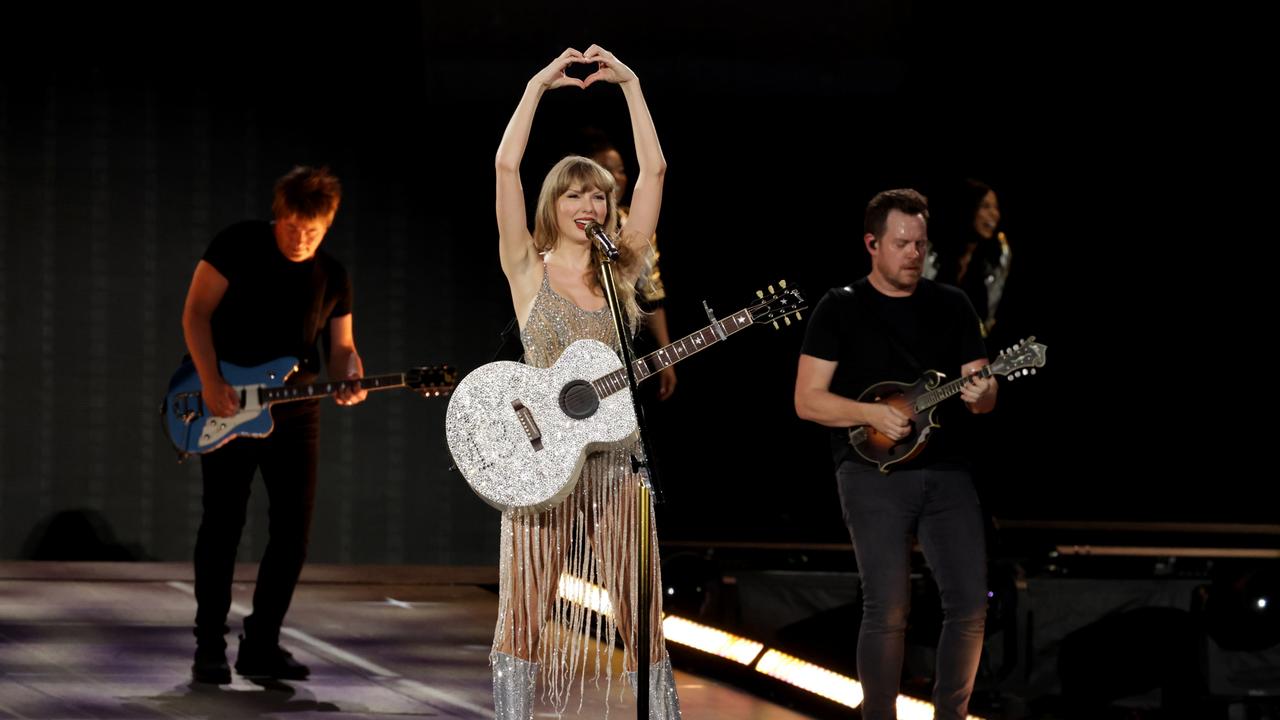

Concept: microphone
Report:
left=583, top=221, right=619, bottom=261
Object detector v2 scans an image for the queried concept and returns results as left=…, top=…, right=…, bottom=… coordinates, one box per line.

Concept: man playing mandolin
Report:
left=180, top=165, right=366, bottom=684
left=794, top=188, right=996, bottom=720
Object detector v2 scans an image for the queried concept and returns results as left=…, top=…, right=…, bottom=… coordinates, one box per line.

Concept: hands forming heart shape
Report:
left=536, top=45, right=636, bottom=90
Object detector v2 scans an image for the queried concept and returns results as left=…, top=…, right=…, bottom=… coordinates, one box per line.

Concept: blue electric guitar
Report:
left=161, top=356, right=456, bottom=460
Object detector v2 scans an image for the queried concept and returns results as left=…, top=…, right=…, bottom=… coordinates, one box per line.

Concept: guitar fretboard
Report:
left=260, top=373, right=407, bottom=404
left=589, top=307, right=756, bottom=399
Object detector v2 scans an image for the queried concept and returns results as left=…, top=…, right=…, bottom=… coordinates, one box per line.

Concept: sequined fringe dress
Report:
left=492, top=266, right=668, bottom=710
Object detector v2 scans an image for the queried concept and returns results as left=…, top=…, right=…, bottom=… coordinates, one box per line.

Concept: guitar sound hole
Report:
left=559, top=380, right=600, bottom=420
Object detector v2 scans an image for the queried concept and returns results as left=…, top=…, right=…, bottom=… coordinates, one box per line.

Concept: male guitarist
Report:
left=181, top=165, right=366, bottom=684
left=794, top=188, right=996, bottom=720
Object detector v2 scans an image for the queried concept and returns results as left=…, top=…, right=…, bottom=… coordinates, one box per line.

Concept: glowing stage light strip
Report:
left=557, top=573, right=614, bottom=615
left=753, top=649, right=982, bottom=718
left=755, top=649, right=864, bottom=708
left=556, top=575, right=983, bottom=719
left=662, top=615, right=764, bottom=665
left=557, top=575, right=764, bottom=664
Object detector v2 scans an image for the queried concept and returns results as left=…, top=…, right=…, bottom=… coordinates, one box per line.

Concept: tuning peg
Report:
left=767, top=284, right=775, bottom=294
left=757, top=290, right=764, bottom=299
left=795, top=311, right=802, bottom=321
left=783, top=316, right=792, bottom=326
left=772, top=320, right=780, bottom=329
left=1030, top=369, right=1036, bottom=375
left=779, top=279, right=787, bottom=289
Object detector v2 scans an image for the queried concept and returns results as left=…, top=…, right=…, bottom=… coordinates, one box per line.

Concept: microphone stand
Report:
left=592, top=226, right=656, bottom=719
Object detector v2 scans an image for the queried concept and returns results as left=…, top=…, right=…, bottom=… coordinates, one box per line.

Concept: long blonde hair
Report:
left=533, top=155, right=649, bottom=333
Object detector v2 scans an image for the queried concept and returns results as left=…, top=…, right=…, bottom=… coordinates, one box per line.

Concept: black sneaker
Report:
left=191, top=646, right=231, bottom=684
left=234, top=636, right=310, bottom=681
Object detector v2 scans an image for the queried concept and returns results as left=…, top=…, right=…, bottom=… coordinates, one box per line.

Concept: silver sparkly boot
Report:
left=492, top=651, right=537, bottom=719
left=624, top=657, right=682, bottom=720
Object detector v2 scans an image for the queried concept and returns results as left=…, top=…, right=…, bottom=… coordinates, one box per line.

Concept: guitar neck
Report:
left=590, top=306, right=757, bottom=399
left=260, top=373, right=408, bottom=405
left=912, top=365, right=995, bottom=414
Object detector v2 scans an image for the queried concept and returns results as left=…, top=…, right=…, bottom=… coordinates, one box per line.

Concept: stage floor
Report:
left=0, top=562, right=814, bottom=719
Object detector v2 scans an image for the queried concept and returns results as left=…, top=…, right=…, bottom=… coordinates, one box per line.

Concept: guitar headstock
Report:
left=406, top=364, right=459, bottom=397
left=990, top=337, right=1047, bottom=380
left=749, top=280, right=808, bottom=329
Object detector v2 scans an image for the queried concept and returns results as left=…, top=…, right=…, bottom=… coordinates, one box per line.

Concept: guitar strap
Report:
left=849, top=281, right=926, bottom=376
left=844, top=282, right=931, bottom=463
left=492, top=317, right=525, bottom=363
left=308, top=258, right=336, bottom=378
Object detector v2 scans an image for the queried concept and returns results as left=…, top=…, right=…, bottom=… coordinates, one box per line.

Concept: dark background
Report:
left=0, top=2, right=1252, bottom=564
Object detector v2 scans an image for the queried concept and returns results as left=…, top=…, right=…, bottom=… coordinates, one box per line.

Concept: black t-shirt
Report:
left=203, top=220, right=352, bottom=383
left=800, top=277, right=987, bottom=468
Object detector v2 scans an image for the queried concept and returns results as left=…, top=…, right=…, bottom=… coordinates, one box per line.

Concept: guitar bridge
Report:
left=173, top=392, right=203, bottom=425
left=511, top=400, right=543, bottom=451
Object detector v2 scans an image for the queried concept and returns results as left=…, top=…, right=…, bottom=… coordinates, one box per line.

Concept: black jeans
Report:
left=193, top=402, right=320, bottom=648
left=836, top=461, right=987, bottom=720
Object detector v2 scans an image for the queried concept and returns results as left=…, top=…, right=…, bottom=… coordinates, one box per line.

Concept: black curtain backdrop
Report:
left=0, top=1, right=1254, bottom=562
